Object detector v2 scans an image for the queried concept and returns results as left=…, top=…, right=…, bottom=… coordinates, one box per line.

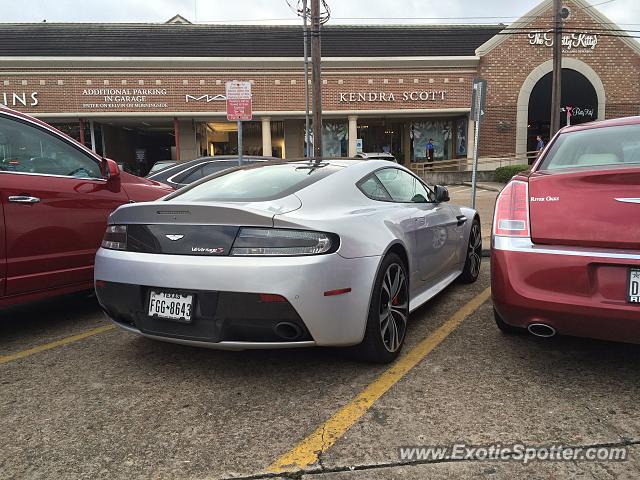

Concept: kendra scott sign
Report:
left=339, top=91, right=447, bottom=103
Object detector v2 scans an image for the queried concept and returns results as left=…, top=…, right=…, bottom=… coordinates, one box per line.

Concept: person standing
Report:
left=532, top=135, right=545, bottom=164
left=426, top=139, right=435, bottom=162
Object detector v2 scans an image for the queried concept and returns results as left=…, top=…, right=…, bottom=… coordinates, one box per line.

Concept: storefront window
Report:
left=270, top=121, right=285, bottom=158
left=322, top=121, right=347, bottom=157
left=411, top=120, right=452, bottom=162
left=356, top=120, right=403, bottom=159
left=455, top=118, right=468, bottom=157
left=50, top=120, right=104, bottom=156
left=208, top=121, right=262, bottom=156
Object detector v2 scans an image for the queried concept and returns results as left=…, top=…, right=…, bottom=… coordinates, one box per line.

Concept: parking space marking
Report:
left=267, top=286, right=492, bottom=473
left=0, top=324, right=115, bottom=365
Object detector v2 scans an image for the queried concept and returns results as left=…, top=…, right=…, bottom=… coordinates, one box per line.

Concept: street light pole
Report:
left=310, top=0, right=323, bottom=160
left=302, top=0, right=311, bottom=157
left=549, top=0, right=563, bottom=137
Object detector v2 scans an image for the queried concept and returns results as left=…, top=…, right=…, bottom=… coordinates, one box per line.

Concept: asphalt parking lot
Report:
left=2, top=262, right=640, bottom=480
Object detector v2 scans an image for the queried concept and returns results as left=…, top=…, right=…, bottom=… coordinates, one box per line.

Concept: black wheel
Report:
left=458, top=218, right=482, bottom=283
left=494, top=308, right=523, bottom=334
left=354, top=253, right=409, bottom=363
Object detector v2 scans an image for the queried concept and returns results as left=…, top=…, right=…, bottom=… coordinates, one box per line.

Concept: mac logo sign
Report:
left=185, top=94, right=227, bottom=103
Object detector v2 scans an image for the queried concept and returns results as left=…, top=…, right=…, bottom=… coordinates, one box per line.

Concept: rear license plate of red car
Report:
left=148, top=291, right=193, bottom=322
left=628, top=269, right=640, bottom=303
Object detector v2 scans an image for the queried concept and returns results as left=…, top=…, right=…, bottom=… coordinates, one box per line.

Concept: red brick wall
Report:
left=0, top=69, right=477, bottom=115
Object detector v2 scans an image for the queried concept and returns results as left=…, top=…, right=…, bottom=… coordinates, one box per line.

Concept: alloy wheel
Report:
left=379, top=263, right=408, bottom=353
left=468, top=222, right=482, bottom=278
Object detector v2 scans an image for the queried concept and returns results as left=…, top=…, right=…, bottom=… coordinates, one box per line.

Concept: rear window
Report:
left=540, top=124, right=640, bottom=171
left=170, top=163, right=341, bottom=202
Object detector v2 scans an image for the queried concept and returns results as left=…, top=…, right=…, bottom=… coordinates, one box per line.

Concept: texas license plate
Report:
left=148, top=291, right=193, bottom=321
left=628, top=269, right=640, bottom=303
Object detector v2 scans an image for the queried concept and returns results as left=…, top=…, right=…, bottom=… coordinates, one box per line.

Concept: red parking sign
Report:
left=226, top=81, right=252, bottom=121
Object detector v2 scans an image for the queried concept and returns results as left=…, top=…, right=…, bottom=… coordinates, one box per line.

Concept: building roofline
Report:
left=0, top=55, right=481, bottom=69
left=0, top=22, right=502, bottom=29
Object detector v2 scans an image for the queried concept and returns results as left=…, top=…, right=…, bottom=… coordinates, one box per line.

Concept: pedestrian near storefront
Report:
left=532, top=135, right=545, bottom=164
left=427, top=139, right=435, bottom=162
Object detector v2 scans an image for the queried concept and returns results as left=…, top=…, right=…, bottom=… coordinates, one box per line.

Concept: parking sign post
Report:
left=470, top=77, right=486, bottom=210
left=226, top=80, right=253, bottom=166
left=237, top=120, right=243, bottom=165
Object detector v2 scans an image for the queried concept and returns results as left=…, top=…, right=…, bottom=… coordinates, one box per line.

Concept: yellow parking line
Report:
left=0, top=324, right=116, bottom=365
left=267, top=286, right=491, bottom=473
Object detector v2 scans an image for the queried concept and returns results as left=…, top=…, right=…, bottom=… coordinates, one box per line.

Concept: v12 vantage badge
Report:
left=191, top=247, right=225, bottom=254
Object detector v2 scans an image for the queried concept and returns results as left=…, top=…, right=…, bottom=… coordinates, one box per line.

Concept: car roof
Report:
left=561, top=115, right=640, bottom=134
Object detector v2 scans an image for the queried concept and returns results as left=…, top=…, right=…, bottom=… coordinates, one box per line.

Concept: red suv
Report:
left=492, top=116, right=640, bottom=343
left=0, top=108, right=173, bottom=307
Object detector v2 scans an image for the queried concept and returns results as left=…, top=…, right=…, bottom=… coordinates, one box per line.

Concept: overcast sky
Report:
left=0, top=0, right=640, bottom=36
left=1, top=0, right=639, bottom=29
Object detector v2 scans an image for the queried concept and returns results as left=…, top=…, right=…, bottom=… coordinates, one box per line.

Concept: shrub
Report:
left=494, top=164, right=529, bottom=183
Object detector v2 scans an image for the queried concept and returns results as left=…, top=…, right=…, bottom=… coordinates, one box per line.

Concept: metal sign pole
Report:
left=470, top=77, right=486, bottom=211
left=237, top=120, right=243, bottom=166
left=302, top=0, right=311, bottom=157
left=471, top=105, right=481, bottom=210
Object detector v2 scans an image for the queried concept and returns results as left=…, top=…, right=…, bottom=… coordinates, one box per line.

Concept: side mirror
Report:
left=103, top=158, right=121, bottom=180
left=434, top=185, right=450, bottom=203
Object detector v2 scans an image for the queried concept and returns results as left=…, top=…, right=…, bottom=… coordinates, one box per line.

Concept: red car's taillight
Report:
left=493, top=180, right=530, bottom=237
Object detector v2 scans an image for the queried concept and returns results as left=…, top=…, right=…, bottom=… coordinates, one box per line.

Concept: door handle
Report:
left=456, top=215, right=467, bottom=226
left=8, top=195, right=40, bottom=204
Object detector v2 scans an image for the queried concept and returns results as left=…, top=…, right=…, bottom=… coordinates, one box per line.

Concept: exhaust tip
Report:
left=274, top=322, right=303, bottom=341
left=527, top=323, right=557, bottom=338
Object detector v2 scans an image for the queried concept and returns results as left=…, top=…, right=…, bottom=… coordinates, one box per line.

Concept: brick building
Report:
left=0, top=0, right=638, bottom=172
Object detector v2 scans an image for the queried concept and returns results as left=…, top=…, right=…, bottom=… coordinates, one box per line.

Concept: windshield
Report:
left=169, top=163, right=342, bottom=202
left=148, top=161, right=175, bottom=174
left=540, top=124, right=640, bottom=171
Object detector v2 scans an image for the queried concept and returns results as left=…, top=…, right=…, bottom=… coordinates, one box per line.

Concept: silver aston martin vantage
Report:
left=94, top=159, right=481, bottom=363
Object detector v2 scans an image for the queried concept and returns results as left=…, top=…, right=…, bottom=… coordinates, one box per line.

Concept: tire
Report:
left=353, top=252, right=409, bottom=364
left=458, top=218, right=482, bottom=284
left=494, top=308, right=523, bottom=334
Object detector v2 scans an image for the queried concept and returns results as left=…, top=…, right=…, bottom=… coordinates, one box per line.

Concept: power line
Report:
left=195, top=0, right=622, bottom=24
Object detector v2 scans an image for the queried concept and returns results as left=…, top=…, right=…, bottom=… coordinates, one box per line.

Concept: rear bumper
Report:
left=113, top=320, right=316, bottom=351
left=94, top=248, right=381, bottom=348
left=491, top=236, right=640, bottom=343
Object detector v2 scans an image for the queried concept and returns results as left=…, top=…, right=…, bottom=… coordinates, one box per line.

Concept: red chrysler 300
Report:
left=0, top=107, right=173, bottom=307
left=492, top=116, right=640, bottom=343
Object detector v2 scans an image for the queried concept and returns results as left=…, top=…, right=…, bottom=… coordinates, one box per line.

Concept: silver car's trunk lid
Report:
left=108, top=201, right=290, bottom=257
left=109, top=202, right=277, bottom=226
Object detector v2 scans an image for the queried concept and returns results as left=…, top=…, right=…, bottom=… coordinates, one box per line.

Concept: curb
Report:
left=461, top=182, right=503, bottom=193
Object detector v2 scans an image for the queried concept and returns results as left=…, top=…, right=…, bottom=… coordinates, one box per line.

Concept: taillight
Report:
left=230, top=228, right=339, bottom=256
left=493, top=180, right=530, bottom=237
left=101, top=225, right=127, bottom=250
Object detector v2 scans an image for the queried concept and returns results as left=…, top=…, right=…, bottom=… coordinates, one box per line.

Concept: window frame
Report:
left=356, top=166, right=436, bottom=204
left=0, top=113, right=105, bottom=181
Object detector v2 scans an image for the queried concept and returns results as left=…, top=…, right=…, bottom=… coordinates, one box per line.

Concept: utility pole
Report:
left=549, top=0, right=563, bottom=137
left=310, top=0, right=323, bottom=160
left=302, top=0, right=311, bottom=157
